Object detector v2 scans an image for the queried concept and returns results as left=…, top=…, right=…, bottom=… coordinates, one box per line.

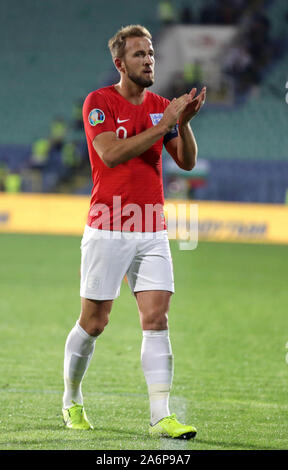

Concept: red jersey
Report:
left=82, top=85, right=178, bottom=232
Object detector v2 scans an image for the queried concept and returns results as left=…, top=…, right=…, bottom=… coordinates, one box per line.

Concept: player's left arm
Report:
left=165, top=87, right=206, bottom=171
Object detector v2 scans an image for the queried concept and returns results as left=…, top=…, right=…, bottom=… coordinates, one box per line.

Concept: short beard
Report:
left=127, top=70, right=154, bottom=88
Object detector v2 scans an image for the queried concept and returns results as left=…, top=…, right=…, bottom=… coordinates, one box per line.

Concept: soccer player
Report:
left=62, top=24, right=206, bottom=439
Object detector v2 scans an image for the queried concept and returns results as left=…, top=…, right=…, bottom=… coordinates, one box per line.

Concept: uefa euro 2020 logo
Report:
left=88, top=108, right=105, bottom=126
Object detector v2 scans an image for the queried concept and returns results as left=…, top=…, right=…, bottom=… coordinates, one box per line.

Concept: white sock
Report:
left=141, top=329, right=174, bottom=426
left=63, top=321, right=96, bottom=409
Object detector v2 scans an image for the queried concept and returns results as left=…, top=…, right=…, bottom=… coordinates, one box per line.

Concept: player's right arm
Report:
left=93, top=128, right=162, bottom=168
left=85, top=93, right=190, bottom=168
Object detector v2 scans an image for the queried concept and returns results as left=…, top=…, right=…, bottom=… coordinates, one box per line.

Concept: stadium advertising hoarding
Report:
left=0, top=193, right=288, bottom=245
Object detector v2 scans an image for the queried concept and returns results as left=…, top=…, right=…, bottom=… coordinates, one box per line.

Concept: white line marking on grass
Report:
left=2, top=389, right=286, bottom=410
left=0, top=388, right=147, bottom=397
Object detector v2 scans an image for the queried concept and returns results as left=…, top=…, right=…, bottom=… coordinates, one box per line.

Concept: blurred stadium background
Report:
left=0, top=0, right=288, bottom=244
left=0, top=0, right=288, bottom=452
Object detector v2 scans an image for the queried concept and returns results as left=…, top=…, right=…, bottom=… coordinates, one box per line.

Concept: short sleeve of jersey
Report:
left=82, top=91, right=116, bottom=142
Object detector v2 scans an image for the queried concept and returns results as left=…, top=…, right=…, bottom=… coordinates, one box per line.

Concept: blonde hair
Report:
left=108, top=24, right=152, bottom=60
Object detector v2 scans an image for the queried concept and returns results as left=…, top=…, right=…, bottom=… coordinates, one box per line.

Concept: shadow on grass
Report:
left=0, top=424, right=152, bottom=450
left=195, top=438, right=280, bottom=451
left=2, top=423, right=281, bottom=451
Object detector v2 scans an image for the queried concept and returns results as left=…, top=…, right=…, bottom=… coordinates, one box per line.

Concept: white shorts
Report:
left=80, top=225, right=174, bottom=300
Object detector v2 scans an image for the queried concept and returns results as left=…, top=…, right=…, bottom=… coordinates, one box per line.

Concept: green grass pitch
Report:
left=0, top=233, right=287, bottom=450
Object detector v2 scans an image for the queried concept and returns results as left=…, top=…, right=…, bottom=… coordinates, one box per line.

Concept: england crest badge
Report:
left=150, top=113, right=163, bottom=126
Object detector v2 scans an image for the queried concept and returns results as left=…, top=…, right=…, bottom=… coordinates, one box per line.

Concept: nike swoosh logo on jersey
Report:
left=117, top=118, right=130, bottom=123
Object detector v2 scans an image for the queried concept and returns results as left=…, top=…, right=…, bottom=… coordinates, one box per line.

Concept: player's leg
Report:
left=136, top=289, right=196, bottom=439
left=63, top=298, right=113, bottom=408
left=127, top=233, right=196, bottom=438
left=136, top=289, right=173, bottom=423
left=62, top=225, right=135, bottom=429
left=62, top=298, right=113, bottom=429
left=126, top=234, right=174, bottom=427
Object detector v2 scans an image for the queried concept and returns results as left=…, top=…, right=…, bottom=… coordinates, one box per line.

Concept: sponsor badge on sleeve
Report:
left=88, top=108, right=105, bottom=126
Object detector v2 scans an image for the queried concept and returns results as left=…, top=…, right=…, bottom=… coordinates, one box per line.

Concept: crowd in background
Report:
left=0, top=0, right=287, bottom=200
left=158, top=0, right=281, bottom=98
left=0, top=102, right=88, bottom=193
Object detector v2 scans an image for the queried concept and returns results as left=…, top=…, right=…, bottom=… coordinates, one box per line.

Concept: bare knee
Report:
left=136, top=291, right=171, bottom=331
left=142, top=310, right=169, bottom=330
left=79, top=298, right=113, bottom=337
left=83, top=313, right=109, bottom=337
